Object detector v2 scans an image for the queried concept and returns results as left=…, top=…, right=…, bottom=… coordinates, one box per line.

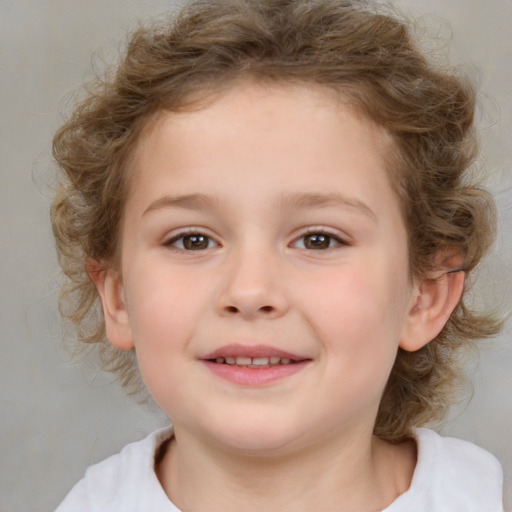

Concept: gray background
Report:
left=1, top=1, right=511, bottom=511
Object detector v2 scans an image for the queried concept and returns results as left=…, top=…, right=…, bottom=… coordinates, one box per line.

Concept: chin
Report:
left=201, top=414, right=307, bottom=456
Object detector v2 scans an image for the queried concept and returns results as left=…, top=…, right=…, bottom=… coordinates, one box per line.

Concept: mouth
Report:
left=201, top=344, right=309, bottom=366
left=200, top=344, right=311, bottom=385
left=208, top=356, right=298, bottom=368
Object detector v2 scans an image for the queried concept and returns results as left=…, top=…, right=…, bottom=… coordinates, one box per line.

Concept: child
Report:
left=51, top=0, right=504, bottom=510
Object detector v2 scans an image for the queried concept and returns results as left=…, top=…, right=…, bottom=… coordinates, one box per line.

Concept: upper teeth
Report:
left=215, top=356, right=292, bottom=366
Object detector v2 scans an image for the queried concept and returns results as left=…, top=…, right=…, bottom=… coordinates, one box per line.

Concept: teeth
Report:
left=252, top=357, right=269, bottom=365
left=214, top=356, right=295, bottom=366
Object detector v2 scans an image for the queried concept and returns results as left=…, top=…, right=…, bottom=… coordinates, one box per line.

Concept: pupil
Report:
left=306, top=234, right=329, bottom=249
left=184, top=235, right=208, bottom=250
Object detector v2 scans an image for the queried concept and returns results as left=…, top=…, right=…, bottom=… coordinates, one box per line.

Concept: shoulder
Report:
left=55, top=428, right=178, bottom=512
left=414, top=428, right=503, bottom=491
left=386, top=428, right=504, bottom=512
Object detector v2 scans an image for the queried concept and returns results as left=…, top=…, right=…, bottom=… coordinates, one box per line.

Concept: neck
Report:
left=156, top=426, right=416, bottom=512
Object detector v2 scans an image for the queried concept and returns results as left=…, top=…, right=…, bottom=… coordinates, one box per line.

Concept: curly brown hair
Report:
left=51, top=0, right=502, bottom=441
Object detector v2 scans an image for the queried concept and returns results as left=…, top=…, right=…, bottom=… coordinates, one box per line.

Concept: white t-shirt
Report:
left=55, top=427, right=504, bottom=512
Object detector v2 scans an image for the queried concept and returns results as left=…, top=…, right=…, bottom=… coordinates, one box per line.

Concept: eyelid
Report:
left=161, top=225, right=350, bottom=250
left=290, top=226, right=351, bottom=249
left=163, top=227, right=221, bottom=250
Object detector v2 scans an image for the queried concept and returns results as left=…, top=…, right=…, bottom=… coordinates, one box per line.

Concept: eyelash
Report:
left=291, top=228, right=348, bottom=250
left=163, top=228, right=348, bottom=251
left=164, top=229, right=219, bottom=251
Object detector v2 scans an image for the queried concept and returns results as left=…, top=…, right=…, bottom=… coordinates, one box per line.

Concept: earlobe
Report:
left=87, top=261, right=134, bottom=351
left=400, top=269, right=465, bottom=352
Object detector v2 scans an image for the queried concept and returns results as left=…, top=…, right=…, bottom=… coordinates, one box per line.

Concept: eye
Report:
left=292, top=231, right=345, bottom=250
left=165, top=232, right=218, bottom=251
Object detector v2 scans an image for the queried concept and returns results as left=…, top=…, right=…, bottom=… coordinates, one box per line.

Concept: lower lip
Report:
left=202, top=360, right=309, bottom=386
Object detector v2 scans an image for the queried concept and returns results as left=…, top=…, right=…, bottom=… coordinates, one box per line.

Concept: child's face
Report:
left=107, top=82, right=420, bottom=453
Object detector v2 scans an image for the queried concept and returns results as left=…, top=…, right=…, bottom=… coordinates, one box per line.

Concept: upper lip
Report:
left=201, top=344, right=309, bottom=362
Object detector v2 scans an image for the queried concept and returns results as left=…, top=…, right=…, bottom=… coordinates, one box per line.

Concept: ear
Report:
left=87, top=260, right=134, bottom=351
left=400, top=251, right=465, bottom=352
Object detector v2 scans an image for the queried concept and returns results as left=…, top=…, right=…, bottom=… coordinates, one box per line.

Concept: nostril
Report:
left=220, top=303, right=280, bottom=316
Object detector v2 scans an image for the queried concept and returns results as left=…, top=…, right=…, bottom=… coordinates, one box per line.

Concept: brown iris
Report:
left=303, top=233, right=331, bottom=249
left=182, top=234, right=210, bottom=250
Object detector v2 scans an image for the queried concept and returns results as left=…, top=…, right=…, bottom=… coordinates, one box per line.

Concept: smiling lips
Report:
left=212, top=355, right=295, bottom=367
left=201, top=344, right=310, bottom=385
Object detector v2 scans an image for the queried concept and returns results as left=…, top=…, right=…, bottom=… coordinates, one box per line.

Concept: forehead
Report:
left=127, top=80, right=400, bottom=218
left=134, top=80, right=394, bottom=155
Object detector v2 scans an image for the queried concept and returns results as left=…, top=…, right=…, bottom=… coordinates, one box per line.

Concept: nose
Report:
left=215, top=246, right=289, bottom=320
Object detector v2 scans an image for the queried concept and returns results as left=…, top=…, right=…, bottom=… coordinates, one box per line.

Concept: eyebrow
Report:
left=143, top=193, right=218, bottom=216
left=278, top=192, right=377, bottom=221
left=143, top=191, right=376, bottom=221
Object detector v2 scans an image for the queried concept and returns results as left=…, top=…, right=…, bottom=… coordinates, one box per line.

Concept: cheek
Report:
left=302, top=260, right=409, bottom=363
left=123, top=279, right=200, bottom=413
left=293, top=264, right=408, bottom=424
left=122, top=263, right=208, bottom=387
left=125, top=260, right=202, bottom=336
